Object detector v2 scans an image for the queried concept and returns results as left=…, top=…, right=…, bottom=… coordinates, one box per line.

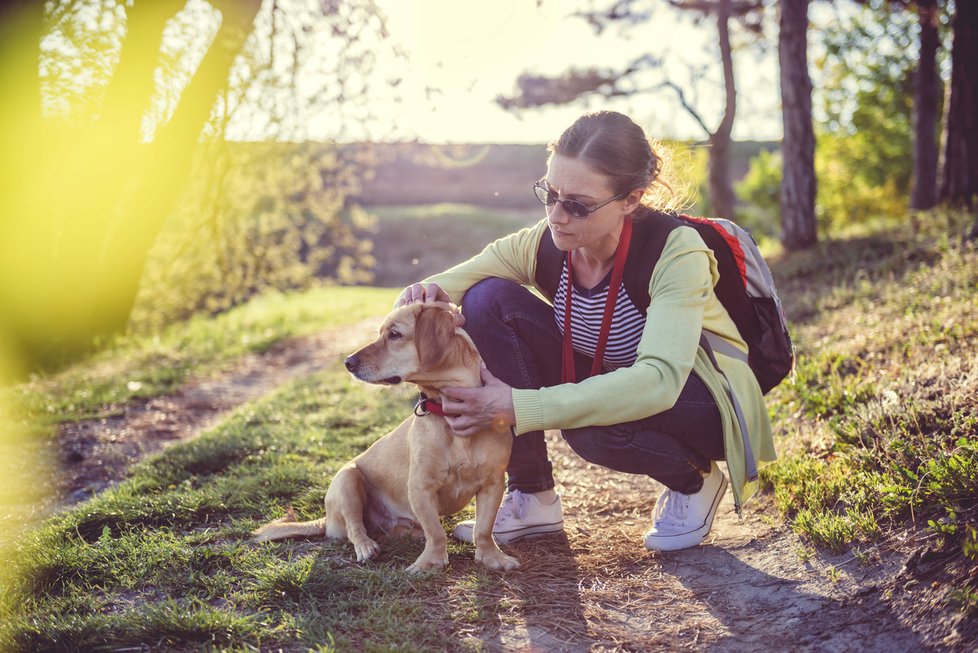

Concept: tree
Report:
left=939, top=0, right=978, bottom=213
left=496, top=0, right=766, bottom=220
left=910, top=0, right=940, bottom=210
left=0, top=1, right=390, bottom=375
left=778, top=0, right=816, bottom=249
left=854, top=0, right=944, bottom=211
left=0, top=0, right=261, bottom=373
left=668, top=0, right=753, bottom=221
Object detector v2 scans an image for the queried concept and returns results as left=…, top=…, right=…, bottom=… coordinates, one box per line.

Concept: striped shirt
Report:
left=553, top=260, right=646, bottom=370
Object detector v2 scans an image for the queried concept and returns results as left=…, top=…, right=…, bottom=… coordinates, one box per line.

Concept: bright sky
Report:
left=334, top=0, right=783, bottom=144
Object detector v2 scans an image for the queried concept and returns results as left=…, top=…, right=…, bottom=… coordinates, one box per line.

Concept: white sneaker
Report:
left=643, top=461, right=727, bottom=551
left=452, top=490, right=564, bottom=544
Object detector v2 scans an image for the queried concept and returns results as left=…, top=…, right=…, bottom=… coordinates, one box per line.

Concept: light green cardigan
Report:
left=424, top=218, right=776, bottom=510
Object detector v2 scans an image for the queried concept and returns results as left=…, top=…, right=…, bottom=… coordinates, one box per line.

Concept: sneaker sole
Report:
left=452, top=521, right=565, bottom=545
left=643, top=474, right=728, bottom=552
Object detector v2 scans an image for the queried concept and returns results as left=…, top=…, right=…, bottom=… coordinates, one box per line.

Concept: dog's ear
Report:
left=415, top=305, right=456, bottom=371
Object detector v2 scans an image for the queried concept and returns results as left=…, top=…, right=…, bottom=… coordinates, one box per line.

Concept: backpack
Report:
left=533, top=210, right=794, bottom=394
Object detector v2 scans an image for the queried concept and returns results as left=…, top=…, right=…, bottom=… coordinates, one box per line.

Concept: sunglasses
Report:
left=532, top=181, right=629, bottom=219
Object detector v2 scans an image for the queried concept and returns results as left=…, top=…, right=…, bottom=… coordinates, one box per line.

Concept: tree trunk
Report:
left=708, top=0, right=737, bottom=220
left=708, top=133, right=735, bottom=220
left=939, top=0, right=978, bottom=209
left=91, top=1, right=264, bottom=339
left=911, top=0, right=940, bottom=211
left=0, top=2, right=47, bottom=370
left=778, top=0, right=817, bottom=250
left=0, top=1, right=262, bottom=371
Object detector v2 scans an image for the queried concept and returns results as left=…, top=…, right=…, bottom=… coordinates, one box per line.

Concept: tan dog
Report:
left=252, top=301, right=519, bottom=573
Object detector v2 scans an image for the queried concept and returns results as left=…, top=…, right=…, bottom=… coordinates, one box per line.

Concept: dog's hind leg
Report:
left=326, top=465, right=380, bottom=562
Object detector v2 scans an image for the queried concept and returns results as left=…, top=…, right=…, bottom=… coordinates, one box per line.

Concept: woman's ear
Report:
left=623, top=188, right=644, bottom=216
left=414, top=305, right=456, bottom=371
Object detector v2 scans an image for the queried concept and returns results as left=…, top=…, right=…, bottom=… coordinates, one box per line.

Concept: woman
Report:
left=395, top=111, right=776, bottom=551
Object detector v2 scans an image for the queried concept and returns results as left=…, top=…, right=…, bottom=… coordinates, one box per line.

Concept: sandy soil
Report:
left=49, top=320, right=974, bottom=652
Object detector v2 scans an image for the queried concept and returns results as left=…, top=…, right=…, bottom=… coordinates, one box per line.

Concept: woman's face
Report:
left=543, top=154, right=640, bottom=254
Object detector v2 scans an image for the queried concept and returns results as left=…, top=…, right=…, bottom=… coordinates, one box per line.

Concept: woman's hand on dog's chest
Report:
left=442, top=365, right=516, bottom=438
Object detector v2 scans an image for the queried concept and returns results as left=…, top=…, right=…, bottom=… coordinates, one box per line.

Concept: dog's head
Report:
left=344, top=301, right=476, bottom=387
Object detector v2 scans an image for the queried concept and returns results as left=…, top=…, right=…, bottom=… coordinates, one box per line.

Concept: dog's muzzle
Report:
left=344, top=354, right=401, bottom=384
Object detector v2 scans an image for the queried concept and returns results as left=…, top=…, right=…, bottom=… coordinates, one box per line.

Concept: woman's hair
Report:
left=547, top=111, right=691, bottom=213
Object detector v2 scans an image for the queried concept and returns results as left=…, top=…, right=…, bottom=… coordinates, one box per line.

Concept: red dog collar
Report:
left=414, top=394, right=459, bottom=418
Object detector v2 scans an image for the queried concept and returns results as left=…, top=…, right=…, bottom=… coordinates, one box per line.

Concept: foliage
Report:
left=1, top=0, right=394, bottom=376
left=809, top=1, right=950, bottom=231
left=814, top=131, right=910, bottom=233
left=734, top=147, right=781, bottom=238
left=131, top=142, right=378, bottom=331
left=737, top=0, right=926, bottom=237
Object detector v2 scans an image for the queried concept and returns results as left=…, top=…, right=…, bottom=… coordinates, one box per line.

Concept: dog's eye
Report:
left=388, top=329, right=402, bottom=341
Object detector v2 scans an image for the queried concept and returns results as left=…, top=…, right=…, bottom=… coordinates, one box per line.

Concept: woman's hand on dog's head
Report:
left=396, top=282, right=452, bottom=307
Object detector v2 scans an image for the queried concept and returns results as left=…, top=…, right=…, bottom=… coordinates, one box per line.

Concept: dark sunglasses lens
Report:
left=565, top=200, right=589, bottom=218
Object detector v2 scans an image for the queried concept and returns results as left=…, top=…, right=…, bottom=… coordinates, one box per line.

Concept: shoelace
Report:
left=653, top=489, right=690, bottom=526
left=494, top=489, right=529, bottom=524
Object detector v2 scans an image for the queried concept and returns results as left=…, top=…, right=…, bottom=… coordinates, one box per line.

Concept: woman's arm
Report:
left=510, top=226, right=718, bottom=434
left=418, top=219, right=549, bottom=305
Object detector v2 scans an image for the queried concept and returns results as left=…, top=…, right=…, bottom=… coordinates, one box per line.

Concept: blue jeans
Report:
left=460, top=278, right=724, bottom=496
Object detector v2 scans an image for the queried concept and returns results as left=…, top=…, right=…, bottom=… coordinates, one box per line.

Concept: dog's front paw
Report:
left=406, top=552, right=449, bottom=574
left=352, top=537, right=380, bottom=562
left=476, top=548, right=520, bottom=571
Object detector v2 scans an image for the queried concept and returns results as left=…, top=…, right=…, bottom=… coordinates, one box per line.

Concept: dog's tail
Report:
left=252, top=507, right=327, bottom=542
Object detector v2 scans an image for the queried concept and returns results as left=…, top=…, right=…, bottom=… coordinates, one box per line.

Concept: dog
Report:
left=252, top=301, right=519, bottom=573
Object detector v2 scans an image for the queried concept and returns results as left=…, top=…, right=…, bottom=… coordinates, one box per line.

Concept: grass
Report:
left=758, top=210, right=978, bottom=616
left=367, top=203, right=541, bottom=287
left=1, top=364, right=492, bottom=652
left=3, top=205, right=978, bottom=649
left=4, top=286, right=396, bottom=426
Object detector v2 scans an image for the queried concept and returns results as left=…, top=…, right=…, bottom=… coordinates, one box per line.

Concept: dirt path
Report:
left=473, top=435, right=939, bottom=652
left=50, top=319, right=375, bottom=508
left=47, top=320, right=965, bottom=651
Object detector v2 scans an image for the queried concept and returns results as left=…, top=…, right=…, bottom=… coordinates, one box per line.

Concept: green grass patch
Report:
left=5, top=286, right=396, bottom=426
left=368, top=203, right=541, bottom=287
left=762, top=209, right=978, bottom=567
left=1, top=364, right=492, bottom=651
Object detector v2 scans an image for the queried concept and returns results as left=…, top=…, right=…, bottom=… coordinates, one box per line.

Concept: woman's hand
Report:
left=441, top=365, right=516, bottom=437
left=395, top=282, right=451, bottom=307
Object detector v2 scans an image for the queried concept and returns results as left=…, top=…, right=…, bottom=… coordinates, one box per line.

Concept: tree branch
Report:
left=496, top=53, right=660, bottom=110
left=659, top=80, right=713, bottom=137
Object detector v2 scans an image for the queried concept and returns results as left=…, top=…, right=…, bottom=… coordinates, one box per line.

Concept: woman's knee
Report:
left=460, top=278, right=534, bottom=331
left=461, top=278, right=521, bottom=313
left=562, top=427, right=627, bottom=468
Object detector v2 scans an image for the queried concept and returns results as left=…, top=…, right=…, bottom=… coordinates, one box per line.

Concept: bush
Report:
left=131, top=142, right=378, bottom=331
left=736, top=148, right=782, bottom=239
